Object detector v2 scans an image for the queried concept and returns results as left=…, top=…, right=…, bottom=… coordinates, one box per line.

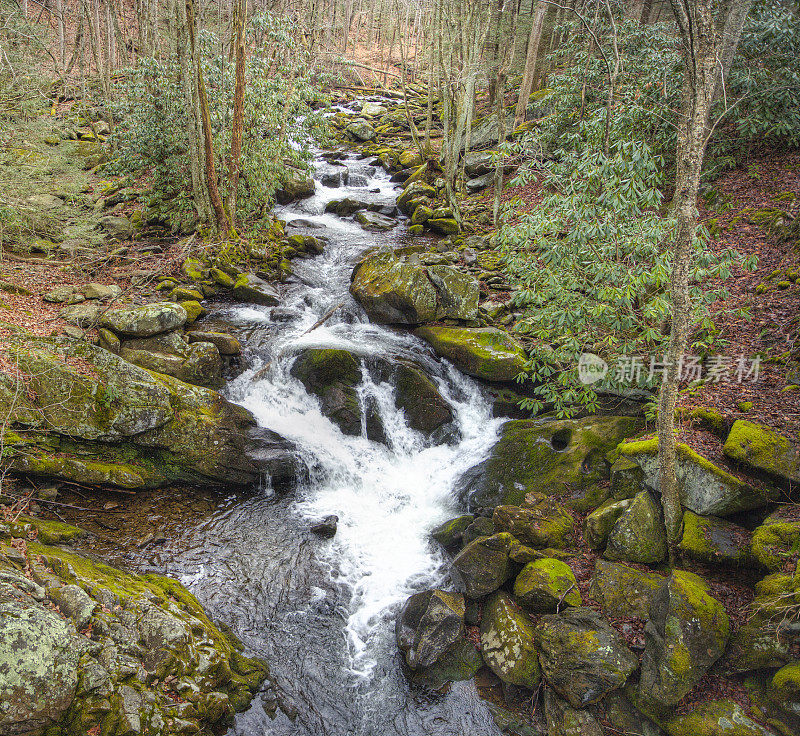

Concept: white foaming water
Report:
left=224, top=142, right=504, bottom=682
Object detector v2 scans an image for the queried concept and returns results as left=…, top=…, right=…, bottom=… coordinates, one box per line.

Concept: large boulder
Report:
left=290, top=348, right=367, bottom=437
left=584, top=497, right=633, bottom=550
left=723, top=420, right=800, bottom=485
left=2, top=336, right=294, bottom=490
left=535, top=608, right=638, bottom=708
left=413, top=326, right=526, bottom=382
left=588, top=560, right=666, bottom=619
left=378, top=359, right=452, bottom=435
left=451, top=532, right=515, bottom=598
left=480, top=592, right=541, bottom=689
left=513, top=558, right=581, bottom=612
left=397, top=181, right=437, bottom=215
left=751, top=506, right=800, bottom=571
left=720, top=619, right=799, bottom=675
left=346, top=120, right=376, bottom=142
left=350, top=249, right=478, bottom=324
left=662, top=699, right=779, bottom=736
left=232, top=273, right=281, bottom=306
left=604, top=490, right=668, bottom=564
left=639, top=571, right=730, bottom=711
left=276, top=174, right=315, bottom=204
left=456, top=416, right=641, bottom=512
left=355, top=211, right=397, bottom=231
left=619, top=439, right=774, bottom=516
left=100, top=302, right=187, bottom=337
left=545, top=689, right=604, bottom=736
left=492, top=495, right=574, bottom=548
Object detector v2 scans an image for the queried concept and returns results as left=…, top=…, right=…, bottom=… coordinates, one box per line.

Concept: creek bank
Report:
left=0, top=515, right=269, bottom=736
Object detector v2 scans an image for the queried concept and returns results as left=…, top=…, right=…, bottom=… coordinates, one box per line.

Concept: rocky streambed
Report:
left=2, top=96, right=800, bottom=736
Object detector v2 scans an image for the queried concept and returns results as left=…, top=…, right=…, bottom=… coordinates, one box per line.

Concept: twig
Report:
left=556, top=583, right=576, bottom=613
left=301, top=302, right=344, bottom=335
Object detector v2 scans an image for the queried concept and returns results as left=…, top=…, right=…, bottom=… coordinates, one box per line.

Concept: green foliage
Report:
left=108, top=11, right=330, bottom=227
left=495, top=114, right=752, bottom=417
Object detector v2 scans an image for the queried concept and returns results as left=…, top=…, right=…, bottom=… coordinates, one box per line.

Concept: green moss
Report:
left=738, top=401, right=753, bottom=412
left=724, top=420, right=800, bottom=483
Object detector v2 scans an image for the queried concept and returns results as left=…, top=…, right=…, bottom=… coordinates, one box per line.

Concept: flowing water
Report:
left=122, top=133, right=506, bottom=734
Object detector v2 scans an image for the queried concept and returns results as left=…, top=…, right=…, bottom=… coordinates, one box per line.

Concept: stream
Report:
left=89, top=123, right=507, bottom=734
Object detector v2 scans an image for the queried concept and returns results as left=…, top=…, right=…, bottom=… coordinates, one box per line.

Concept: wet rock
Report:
left=461, top=516, right=496, bottom=546
left=545, top=689, right=604, bottom=736
left=428, top=218, right=460, bottom=236
left=588, top=560, right=665, bottom=619
left=639, top=571, right=730, bottom=710
left=431, top=515, right=474, bottom=547
left=324, top=197, right=372, bottom=216
left=397, top=181, right=437, bottom=215
left=290, top=348, right=364, bottom=437
left=355, top=211, right=397, bottom=231
left=346, top=120, right=376, bottom=142
left=386, top=360, right=453, bottom=435
left=679, top=510, right=756, bottom=566
left=619, top=438, right=774, bottom=516
left=604, top=490, right=667, bottom=564
left=480, top=592, right=541, bottom=689
left=513, top=558, right=581, bottom=612
left=751, top=505, right=800, bottom=571
left=413, top=326, right=526, bottom=382
left=276, top=175, right=315, bottom=204
left=311, top=515, right=338, bottom=538
left=119, top=332, right=222, bottom=388
left=232, top=273, right=281, bottom=306
left=452, top=532, right=515, bottom=598
left=411, top=205, right=434, bottom=225
left=535, top=607, right=638, bottom=707
left=455, top=416, right=640, bottom=512
left=396, top=589, right=481, bottom=688
left=101, top=302, right=187, bottom=338
left=724, top=420, right=800, bottom=485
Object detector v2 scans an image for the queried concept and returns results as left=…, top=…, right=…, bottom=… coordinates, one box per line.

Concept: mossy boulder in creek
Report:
left=275, top=174, right=315, bottom=203
left=456, top=416, right=641, bottom=512
left=395, top=588, right=481, bottom=688
left=639, top=571, right=730, bottom=711
left=431, top=515, right=474, bottom=547
left=724, top=420, right=800, bottom=485
left=751, top=505, right=800, bottom=571
left=604, top=490, right=668, bottom=564
left=661, top=699, right=779, bottom=736
left=1, top=335, right=295, bottom=489
left=513, top=558, right=581, bottom=612
left=413, top=326, right=526, bottom=382
left=535, top=607, right=638, bottom=708
left=100, top=302, right=187, bottom=337
left=619, top=438, right=774, bottom=516
left=397, top=181, right=437, bottom=215
left=451, top=532, right=516, bottom=598
left=0, top=539, right=268, bottom=736
left=678, top=510, right=756, bottom=567
left=350, top=249, right=478, bottom=324
left=479, top=592, right=541, bottom=689
left=232, top=273, right=281, bottom=306
left=290, top=348, right=368, bottom=438
left=588, top=560, right=666, bottom=619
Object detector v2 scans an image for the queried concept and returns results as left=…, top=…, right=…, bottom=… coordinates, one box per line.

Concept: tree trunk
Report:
left=514, top=1, right=545, bottom=127
left=226, top=0, right=246, bottom=228
left=658, top=0, right=752, bottom=562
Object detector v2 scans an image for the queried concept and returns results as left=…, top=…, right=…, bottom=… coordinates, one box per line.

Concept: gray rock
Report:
left=99, top=215, right=134, bottom=241
left=346, top=120, right=376, bottom=141
left=83, top=283, right=122, bottom=301
left=545, top=689, right=604, bottom=736
left=466, top=173, right=495, bottom=193
left=355, top=211, right=397, bottom=231
left=50, top=584, right=96, bottom=630
left=101, top=302, right=188, bottom=338
left=452, top=532, right=515, bottom=598
left=232, top=273, right=280, bottom=306
left=59, top=301, right=102, bottom=328
left=604, top=490, right=667, bottom=564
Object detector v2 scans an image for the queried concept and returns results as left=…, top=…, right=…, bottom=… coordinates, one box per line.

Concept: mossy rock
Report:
left=458, top=416, right=641, bottom=512
left=0, top=514, right=86, bottom=545
left=662, top=699, right=779, bottom=736
left=724, top=420, right=800, bottom=485
left=588, top=559, right=666, bottom=619
left=584, top=497, right=633, bottom=550
left=679, top=510, right=757, bottom=567
left=752, top=571, right=800, bottom=621
left=639, top=571, right=731, bottom=711
left=513, top=558, right=581, bottom=612
left=604, top=490, right=667, bottom=564
left=414, top=325, right=526, bottom=382
left=535, top=607, right=638, bottom=708
left=431, top=515, right=474, bottom=547
left=427, top=218, right=460, bottom=236
left=619, top=437, right=774, bottom=516
left=751, top=506, right=800, bottom=571
left=720, top=619, right=798, bottom=675
left=492, top=495, right=574, bottom=548
left=480, top=592, right=541, bottom=689
left=545, top=688, right=604, bottom=736
left=100, top=302, right=187, bottom=338
left=769, top=662, right=800, bottom=717
left=396, top=589, right=465, bottom=670
left=390, top=361, right=453, bottom=435
left=451, top=532, right=515, bottom=598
